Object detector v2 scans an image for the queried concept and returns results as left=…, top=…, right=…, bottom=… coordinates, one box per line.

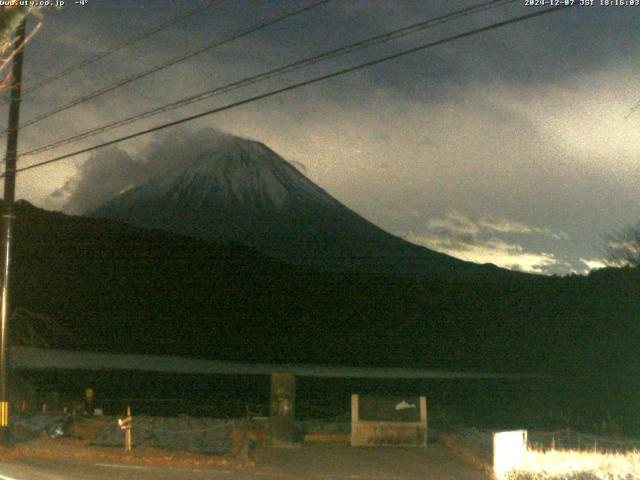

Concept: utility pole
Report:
left=0, top=17, right=27, bottom=443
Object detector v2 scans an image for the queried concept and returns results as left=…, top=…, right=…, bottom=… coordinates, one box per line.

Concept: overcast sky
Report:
left=3, top=0, right=640, bottom=275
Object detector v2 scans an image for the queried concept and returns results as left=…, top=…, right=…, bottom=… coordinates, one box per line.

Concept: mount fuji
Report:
left=90, top=132, right=510, bottom=279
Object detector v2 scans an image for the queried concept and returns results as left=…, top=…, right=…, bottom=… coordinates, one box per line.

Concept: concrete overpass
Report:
left=10, top=347, right=545, bottom=445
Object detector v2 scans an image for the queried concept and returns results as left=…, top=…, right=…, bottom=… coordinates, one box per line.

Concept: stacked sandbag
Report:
left=93, top=416, right=235, bottom=454
left=11, top=414, right=72, bottom=442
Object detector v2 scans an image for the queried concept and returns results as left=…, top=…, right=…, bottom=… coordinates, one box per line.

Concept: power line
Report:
left=8, top=4, right=572, bottom=178
left=20, top=0, right=516, bottom=160
left=0, top=0, right=225, bottom=105
left=3, top=0, right=334, bottom=139
left=625, top=100, right=640, bottom=119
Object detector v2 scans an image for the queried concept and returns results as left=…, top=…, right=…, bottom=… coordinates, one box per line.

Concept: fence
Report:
left=528, top=428, right=640, bottom=453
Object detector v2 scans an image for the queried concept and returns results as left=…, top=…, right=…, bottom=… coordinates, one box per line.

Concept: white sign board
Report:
left=493, top=430, right=527, bottom=480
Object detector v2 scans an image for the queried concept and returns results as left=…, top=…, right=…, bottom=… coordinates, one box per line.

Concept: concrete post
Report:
left=270, top=372, right=296, bottom=446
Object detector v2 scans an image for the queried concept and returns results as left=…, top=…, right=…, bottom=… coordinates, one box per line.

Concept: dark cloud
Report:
left=337, top=3, right=640, bottom=93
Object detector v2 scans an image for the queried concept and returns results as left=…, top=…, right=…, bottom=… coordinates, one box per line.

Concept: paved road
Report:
left=0, top=444, right=490, bottom=479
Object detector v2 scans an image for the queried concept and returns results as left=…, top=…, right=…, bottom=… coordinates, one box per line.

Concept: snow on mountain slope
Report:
left=91, top=131, right=512, bottom=279
left=100, top=133, right=338, bottom=212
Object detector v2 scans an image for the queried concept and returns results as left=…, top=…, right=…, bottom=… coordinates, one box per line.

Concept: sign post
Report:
left=118, top=406, right=133, bottom=451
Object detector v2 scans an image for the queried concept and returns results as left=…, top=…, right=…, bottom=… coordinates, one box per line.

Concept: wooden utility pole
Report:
left=0, top=17, right=27, bottom=442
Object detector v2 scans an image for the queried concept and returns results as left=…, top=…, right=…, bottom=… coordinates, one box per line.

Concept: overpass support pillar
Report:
left=270, top=372, right=296, bottom=446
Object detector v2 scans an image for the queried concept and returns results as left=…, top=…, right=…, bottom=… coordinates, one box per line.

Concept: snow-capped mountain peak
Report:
left=127, top=133, right=336, bottom=211
left=91, top=131, right=496, bottom=279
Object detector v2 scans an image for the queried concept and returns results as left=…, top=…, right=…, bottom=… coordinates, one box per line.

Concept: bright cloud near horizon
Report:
left=3, top=0, right=640, bottom=275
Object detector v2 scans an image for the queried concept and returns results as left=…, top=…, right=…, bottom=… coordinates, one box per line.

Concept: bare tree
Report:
left=605, top=220, right=640, bottom=267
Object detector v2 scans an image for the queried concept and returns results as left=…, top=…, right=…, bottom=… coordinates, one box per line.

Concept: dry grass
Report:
left=438, top=430, right=494, bottom=475
left=507, top=448, right=640, bottom=480
left=0, top=435, right=255, bottom=469
left=0, top=417, right=255, bottom=469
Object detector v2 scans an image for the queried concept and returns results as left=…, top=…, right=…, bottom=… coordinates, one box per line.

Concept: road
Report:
left=0, top=444, right=490, bottom=480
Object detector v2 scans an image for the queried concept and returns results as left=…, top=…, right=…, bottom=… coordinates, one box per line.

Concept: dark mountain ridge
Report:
left=5, top=200, right=638, bottom=381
